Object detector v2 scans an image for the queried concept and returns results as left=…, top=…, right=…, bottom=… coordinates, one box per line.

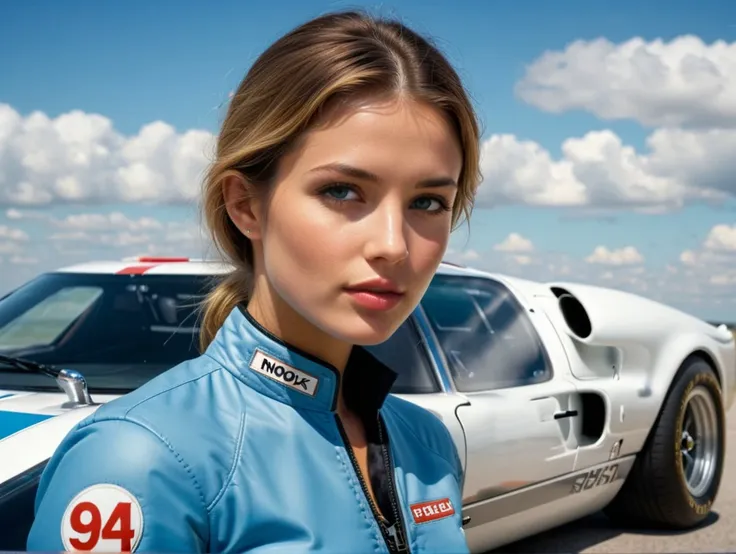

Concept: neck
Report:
left=246, top=273, right=353, bottom=414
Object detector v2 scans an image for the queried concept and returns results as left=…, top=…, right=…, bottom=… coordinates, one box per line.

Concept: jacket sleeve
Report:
left=26, top=417, right=209, bottom=553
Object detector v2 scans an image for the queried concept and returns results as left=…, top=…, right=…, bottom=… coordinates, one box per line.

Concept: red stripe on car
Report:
left=116, top=264, right=158, bottom=275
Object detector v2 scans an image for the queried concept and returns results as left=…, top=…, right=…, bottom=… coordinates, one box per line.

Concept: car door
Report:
left=417, top=274, right=580, bottom=523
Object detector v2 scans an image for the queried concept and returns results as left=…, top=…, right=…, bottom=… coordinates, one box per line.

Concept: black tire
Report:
left=604, top=355, right=726, bottom=529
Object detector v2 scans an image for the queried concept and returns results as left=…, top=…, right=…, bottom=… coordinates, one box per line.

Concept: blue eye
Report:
left=411, top=197, right=446, bottom=212
left=321, top=184, right=359, bottom=202
left=412, top=197, right=432, bottom=210
left=326, top=185, right=352, bottom=200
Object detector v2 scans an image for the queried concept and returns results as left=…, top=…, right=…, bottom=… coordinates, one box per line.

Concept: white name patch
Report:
left=249, top=349, right=319, bottom=397
left=61, top=484, right=144, bottom=552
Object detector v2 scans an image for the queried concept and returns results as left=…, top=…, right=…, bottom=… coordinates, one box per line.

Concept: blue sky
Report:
left=1, top=0, right=736, bottom=320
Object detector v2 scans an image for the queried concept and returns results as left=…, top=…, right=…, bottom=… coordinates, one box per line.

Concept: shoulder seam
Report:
left=79, top=362, right=224, bottom=515
left=81, top=416, right=209, bottom=515
left=121, top=362, right=222, bottom=415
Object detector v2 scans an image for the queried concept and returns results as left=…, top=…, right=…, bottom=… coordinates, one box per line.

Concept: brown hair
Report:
left=198, top=10, right=481, bottom=350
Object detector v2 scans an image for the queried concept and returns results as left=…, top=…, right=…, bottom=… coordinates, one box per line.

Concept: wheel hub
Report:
left=681, top=431, right=695, bottom=452
left=679, top=386, right=719, bottom=498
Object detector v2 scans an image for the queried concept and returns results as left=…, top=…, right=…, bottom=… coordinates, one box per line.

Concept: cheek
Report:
left=409, top=218, right=452, bottom=269
left=263, top=197, right=350, bottom=280
left=409, top=233, right=449, bottom=277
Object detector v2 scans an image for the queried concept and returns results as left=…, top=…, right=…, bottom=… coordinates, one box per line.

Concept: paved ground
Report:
left=495, top=405, right=736, bottom=553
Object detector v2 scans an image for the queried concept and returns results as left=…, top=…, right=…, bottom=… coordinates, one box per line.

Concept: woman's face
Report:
left=248, top=96, right=463, bottom=345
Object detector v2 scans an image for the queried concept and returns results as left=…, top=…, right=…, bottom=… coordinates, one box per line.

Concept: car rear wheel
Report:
left=604, top=355, right=726, bottom=529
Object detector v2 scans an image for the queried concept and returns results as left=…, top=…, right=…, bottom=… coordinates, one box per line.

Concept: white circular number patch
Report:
left=61, top=484, right=144, bottom=552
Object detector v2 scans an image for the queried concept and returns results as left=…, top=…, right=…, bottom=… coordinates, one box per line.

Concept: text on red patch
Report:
left=410, top=498, right=455, bottom=524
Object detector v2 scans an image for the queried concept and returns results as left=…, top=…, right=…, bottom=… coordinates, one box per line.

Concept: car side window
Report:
left=365, top=318, right=441, bottom=394
left=420, top=275, right=551, bottom=392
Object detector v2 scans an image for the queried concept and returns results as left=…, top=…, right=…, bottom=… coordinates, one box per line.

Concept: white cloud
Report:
left=44, top=213, right=208, bottom=253
left=585, top=245, right=644, bottom=265
left=477, top=135, right=586, bottom=206
left=515, top=35, right=736, bottom=129
left=493, top=232, right=534, bottom=252
left=703, top=223, right=736, bottom=251
left=476, top=35, right=735, bottom=211
left=0, top=224, right=29, bottom=257
left=448, top=244, right=731, bottom=322
left=0, top=225, right=28, bottom=241
left=53, top=211, right=165, bottom=232
left=445, top=247, right=480, bottom=262
left=477, top=127, right=735, bottom=211
left=0, top=103, right=214, bottom=206
left=680, top=249, right=697, bottom=266
left=4, top=209, right=210, bottom=254
left=678, top=223, right=736, bottom=268
left=0, top=207, right=214, bottom=290
left=710, top=273, right=736, bottom=286
left=2, top=102, right=736, bottom=213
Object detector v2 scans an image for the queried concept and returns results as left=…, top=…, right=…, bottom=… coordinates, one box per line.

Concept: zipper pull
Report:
left=385, top=522, right=408, bottom=552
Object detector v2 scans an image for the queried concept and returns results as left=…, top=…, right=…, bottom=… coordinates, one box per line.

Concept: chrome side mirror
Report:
left=56, top=368, right=94, bottom=407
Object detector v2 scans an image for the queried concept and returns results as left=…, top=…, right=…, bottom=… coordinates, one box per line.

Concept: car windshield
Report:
left=0, top=272, right=215, bottom=393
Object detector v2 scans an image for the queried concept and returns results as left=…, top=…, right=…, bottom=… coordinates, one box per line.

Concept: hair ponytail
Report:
left=199, top=271, right=250, bottom=351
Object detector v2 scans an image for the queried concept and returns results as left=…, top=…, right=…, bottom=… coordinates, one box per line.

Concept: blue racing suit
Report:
left=26, top=305, right=469, bottom=553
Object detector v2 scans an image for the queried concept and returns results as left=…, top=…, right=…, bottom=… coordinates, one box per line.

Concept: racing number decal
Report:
left=61, top=484, right=144, bottom=552
left=570, top=463, right=619, bottom=494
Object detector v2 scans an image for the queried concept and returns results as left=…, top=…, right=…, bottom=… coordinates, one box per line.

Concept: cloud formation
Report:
left=0, top=104, right=214, bottom=206
left=4, top=208, right=210, bottom=261
left=477, top=127, right=735, bottom=210
left=585, top=245, right=644, bottom=266
left=515, top=35, right=736, bottom=129
left=493, top=232, right=534, bottom=252
left=446, top=232, right=729, bottom=322
left=2, top=98, right=736, bottom=212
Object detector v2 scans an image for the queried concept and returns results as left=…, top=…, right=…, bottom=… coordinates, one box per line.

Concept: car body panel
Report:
left=0, top=257, right=734, bottom=553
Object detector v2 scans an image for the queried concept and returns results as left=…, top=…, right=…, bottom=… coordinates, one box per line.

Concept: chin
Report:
left=325, top=309, right=411, bottom=346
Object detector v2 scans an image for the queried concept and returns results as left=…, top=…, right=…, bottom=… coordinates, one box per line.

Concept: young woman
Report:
left=27, top=10, right=481, bottom=553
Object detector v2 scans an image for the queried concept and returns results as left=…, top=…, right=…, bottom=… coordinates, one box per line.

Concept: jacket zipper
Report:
left=378, top=416, right=410, bottom=553
left=335, top=415, right=410, bottom=553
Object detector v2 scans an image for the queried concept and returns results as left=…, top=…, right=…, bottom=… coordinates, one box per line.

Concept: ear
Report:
left=222, top=172, right=263, bottom=240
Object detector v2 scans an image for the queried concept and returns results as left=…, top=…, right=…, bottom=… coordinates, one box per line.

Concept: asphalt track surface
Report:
left=494, top=405, right=736, bottom=553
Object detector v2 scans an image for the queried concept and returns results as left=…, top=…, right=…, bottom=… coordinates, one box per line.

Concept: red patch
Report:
left=410, top=498, right=455, bottom=524
left=116, top=264, right=158, bottom=275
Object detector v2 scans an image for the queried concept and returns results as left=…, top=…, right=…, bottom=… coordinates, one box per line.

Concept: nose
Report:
left=363, top=202, right=409, bottom=264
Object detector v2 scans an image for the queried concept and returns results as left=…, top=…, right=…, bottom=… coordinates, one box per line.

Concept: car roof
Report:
left=53, top=256, right=481, bottom=277
left=51, top=256, right=546, bottom=295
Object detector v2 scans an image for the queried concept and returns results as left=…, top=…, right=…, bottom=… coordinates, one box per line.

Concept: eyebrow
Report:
left=309, top=162, right=457, bottom=189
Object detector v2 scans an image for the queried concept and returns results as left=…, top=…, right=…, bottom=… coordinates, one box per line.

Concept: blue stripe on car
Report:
left=0, top=411, right=54, bottom=440
left=0, top=394, right=14, bottom=401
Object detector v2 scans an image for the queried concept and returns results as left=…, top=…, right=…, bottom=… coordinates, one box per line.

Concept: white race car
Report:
left=0, top=257, right=733, bottom=552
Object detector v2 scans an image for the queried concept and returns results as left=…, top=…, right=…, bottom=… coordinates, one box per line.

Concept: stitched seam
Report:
left=335, top=446, right=382, bottom=548
left=121, top=364, right=222, bottom=415
left=84, top=416, right=208, bottom=515
left=207, top=411, right=247, bottom=513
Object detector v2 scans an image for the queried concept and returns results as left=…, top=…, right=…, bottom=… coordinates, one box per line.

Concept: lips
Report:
left=343, top=278, right=406, bottom=311
left=343, top=277, right=405, bottom=295
left=348, top=287, right=403, bottom=295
